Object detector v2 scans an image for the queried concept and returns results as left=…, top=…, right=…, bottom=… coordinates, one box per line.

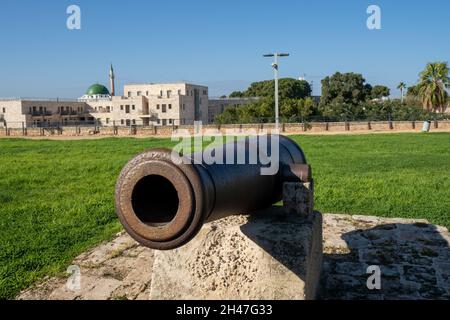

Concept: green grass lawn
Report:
left=0, top=133, right=449, bottom=299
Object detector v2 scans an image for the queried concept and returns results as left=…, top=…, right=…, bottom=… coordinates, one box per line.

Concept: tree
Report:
left=229, top=91, right=245, bottom=98
left=320, top=72, right=372, bottom=106
left=407, top=85, right=419, bottom=97
left=397, top=82, right=407, bottom=103
left=417, top=62, right=450, bottom=113
left=280, top=98, right=314, bottom=121
left=319, top=72, right=372, bottom=119
left=239, top=78, right=311, bottom=100
left=371, top=85, right=391, bottom=99
left=215, top=97, right=316, bottom=124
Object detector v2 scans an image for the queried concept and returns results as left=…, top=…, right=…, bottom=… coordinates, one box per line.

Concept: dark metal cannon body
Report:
left=115, top=135, right=311, bottom=250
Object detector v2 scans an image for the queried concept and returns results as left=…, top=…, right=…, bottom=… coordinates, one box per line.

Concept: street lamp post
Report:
left=263, top=53, right=289, bottom=129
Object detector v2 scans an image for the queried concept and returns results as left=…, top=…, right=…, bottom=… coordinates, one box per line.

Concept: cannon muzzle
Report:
left=115, top=135, right=310, bottom=250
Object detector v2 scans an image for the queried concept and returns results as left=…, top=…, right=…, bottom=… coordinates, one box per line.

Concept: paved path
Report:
left=18, top=214, right=450, bottom=300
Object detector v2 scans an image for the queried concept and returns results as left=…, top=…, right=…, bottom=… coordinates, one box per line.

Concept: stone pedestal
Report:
left=149, top=208, right=323, bottom=300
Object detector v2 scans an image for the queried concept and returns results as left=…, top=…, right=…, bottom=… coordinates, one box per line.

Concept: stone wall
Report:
left=1, top=120, right=450, bottom=138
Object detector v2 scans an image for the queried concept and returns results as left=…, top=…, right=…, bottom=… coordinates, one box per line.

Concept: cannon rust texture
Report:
left=115, top=135, right=311, bottom=250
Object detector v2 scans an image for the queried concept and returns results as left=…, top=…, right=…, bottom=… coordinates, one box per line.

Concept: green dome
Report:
left=86, top=84, right=110, bottom=95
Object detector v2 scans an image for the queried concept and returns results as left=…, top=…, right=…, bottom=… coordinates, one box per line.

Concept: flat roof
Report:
left=124, top=82, right=208, bottom=88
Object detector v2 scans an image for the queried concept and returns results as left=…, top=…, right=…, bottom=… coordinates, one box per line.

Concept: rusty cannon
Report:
left=115, top=134, right=312, bottom=250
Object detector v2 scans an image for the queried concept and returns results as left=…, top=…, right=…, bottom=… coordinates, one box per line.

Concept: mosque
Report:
left=0, top=65, right=213, bottom=128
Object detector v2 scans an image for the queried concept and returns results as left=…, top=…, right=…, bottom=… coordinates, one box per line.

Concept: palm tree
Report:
left=417, top=62, right=450, bottom=113
left=397, top=82, right=407, bottom=103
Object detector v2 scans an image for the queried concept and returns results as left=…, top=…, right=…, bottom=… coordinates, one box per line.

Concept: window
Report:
left=126, top=119, right=131, bottom=126
left=162, top=104, right=167, bottom=113
left=120, top=105, right=124, bottom=111
left=125, top=105, right=130, bottom=113
left=2, top=108, right=6, bottom=113
left=106, top=118, right=110, bottom=124
left=160, top=90, right=163, bottom=97
left=132, top=105, right=135, bottom=110
left=128, top=92, right=132, bottom=97
left=121, top=119, right=124, bottom=125
left=168, top=104, right=172, bottom=109
left=183, top=104, right=185, bottom=111
left=107, top=106, right=111, bottom=112
left=178, top=90, right=181, bottom=95
left=137, top=91, right=142, bottom=96
left=203, top=90, right=207, bottom=95
left=162, top=119, right=167, bottom=126
left=167, top=90, right=172, bottom=98
left=157, top=104, right=160, bottom=109
left=146, top=91, right=149, bottom=96
left=157, top=119, right=161, bottom=124
left=169, top=119, right=173, bottom=124
left=132, top=119, right=136, bottom=125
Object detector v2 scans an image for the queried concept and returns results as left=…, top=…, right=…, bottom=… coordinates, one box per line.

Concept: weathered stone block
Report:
left=149, top=208, right=323, bottom=300
left=283, top=182, right=314, bottom=217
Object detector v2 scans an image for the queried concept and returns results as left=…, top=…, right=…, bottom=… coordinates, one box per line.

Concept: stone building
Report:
left=0, top=65, right=210, bottom=128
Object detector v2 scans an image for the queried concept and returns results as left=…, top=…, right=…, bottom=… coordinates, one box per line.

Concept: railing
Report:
left=140, top=109, right=158, bottom=116
left=89, top=109, right=111, bottom=113
left=212, top=113, right=450, bottom=125
left=59, top=111, right=82, bottom=116
left=29, top=111, right=53, bottom=116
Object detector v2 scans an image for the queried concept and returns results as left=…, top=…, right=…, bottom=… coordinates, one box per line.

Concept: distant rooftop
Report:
left=0, top=97, right=79, bottom=102
left=124, top=82, right=208, bottom=87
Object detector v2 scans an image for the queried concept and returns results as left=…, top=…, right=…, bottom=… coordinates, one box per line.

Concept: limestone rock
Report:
left=149, top=209, right=323, bottom=300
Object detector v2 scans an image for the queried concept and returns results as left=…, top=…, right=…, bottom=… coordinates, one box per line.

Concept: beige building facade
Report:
left=0, top=99, right=94, bottom=128
left=0, top=66, right=250, bottom=129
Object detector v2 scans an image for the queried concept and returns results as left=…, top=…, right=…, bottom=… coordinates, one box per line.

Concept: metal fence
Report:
left=213, top=113, right=450, bottom=125
left=1, top=114, right=450, bottom=131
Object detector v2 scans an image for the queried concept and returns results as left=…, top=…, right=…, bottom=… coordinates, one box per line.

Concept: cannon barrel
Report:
left=115, top=135, right=311, bottom=250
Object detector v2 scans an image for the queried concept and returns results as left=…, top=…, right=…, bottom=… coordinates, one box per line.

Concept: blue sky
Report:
left=0, top=0, right=448, bottom=98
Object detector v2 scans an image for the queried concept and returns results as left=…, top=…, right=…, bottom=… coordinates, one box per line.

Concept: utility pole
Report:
left=263, top=53, right=289, bottom=129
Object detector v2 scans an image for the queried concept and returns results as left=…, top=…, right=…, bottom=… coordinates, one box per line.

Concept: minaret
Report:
left=109, top=63, right=115, bottom=96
